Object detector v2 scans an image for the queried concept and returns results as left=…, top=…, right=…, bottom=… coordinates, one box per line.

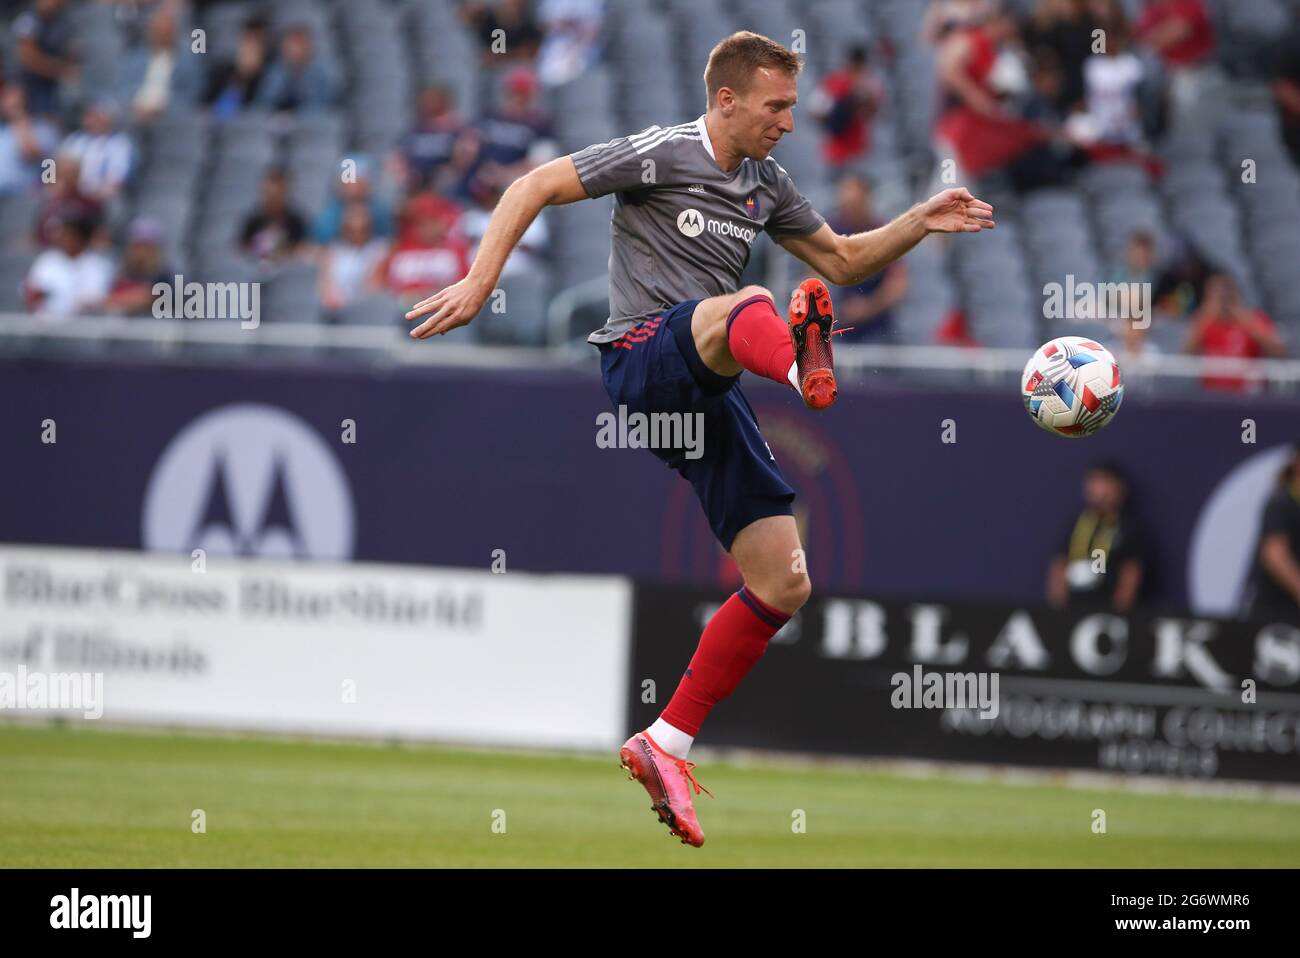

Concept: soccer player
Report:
left=406, top=31, right=994, bottom=846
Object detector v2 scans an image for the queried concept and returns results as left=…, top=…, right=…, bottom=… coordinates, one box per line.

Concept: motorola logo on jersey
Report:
left=677, top=208, right=705, bottom=237
left=676, top=207, right=757, bottom=245
left=142, top=403, right=355, bottom=560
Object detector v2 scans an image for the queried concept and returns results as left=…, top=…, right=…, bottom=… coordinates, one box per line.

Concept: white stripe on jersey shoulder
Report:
left=627, top=125, right=664, bottom=145
left=762, top=156, right=791, bottom=178
left=629, top=121, right=694, bottom=144
left=630, top=122, right=700, bottom=155
left=693, top=115, right=717, bottom=161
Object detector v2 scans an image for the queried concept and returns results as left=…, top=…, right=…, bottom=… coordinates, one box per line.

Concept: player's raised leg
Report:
left=689, top=282, right=839, bottom=410
left=621, top=514, right=809, bottom=846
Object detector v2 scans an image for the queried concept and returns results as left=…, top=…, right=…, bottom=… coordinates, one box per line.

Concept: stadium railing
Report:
left=2, top=313, right=1300, bottom=393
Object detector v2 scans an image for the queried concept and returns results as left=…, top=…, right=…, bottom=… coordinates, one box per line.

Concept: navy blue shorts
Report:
left=597, top=299, right=795, bottom=551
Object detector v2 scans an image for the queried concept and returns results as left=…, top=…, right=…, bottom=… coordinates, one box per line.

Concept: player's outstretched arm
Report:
left=780, top=187, right=994, bottom=287
left=406, top=157, right=588, bottom=338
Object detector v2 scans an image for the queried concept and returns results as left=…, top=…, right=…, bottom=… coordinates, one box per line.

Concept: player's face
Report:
left=736, top=68, right=798, bottom=160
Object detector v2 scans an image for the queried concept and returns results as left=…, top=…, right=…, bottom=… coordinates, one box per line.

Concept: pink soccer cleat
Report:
left=618, top=731, right=714, bottom=847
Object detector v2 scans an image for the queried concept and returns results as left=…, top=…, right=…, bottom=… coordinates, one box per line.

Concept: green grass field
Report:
left=2, top=722, right=1298, bottom=868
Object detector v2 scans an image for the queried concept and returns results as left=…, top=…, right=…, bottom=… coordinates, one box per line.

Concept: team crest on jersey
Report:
left=742, top=192, right=760, bottom=219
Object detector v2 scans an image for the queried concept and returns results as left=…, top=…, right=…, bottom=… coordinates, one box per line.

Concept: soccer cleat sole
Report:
left=789, top=280, right=838, bottom=410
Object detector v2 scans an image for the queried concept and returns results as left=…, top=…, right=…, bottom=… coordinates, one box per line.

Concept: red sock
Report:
left=726, top=293, right=794, bottom=387
left=661, top=587, right=791, bottom=737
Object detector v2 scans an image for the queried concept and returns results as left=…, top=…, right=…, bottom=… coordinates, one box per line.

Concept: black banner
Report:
left=629, top=587, right=1300, bottom=783
left=0, top=869, right=1280, bottom=942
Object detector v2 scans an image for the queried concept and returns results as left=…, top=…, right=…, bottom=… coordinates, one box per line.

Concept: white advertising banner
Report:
left=0, top=544, right=632, bottom=749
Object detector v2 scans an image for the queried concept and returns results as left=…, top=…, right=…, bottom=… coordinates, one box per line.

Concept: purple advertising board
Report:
left=1, top=353, right=1297, bottom=612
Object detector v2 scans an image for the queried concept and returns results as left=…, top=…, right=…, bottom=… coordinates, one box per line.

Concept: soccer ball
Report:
left=1021, top=336, right=1124, bottom=437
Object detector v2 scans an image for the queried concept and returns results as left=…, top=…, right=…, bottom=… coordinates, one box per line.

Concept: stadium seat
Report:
left=0, top=193, right=42, bottom=251
left=262, top=261, right=323, bottom=325
left=333, top=293, right=405, bottom=328
left=475, top=272, right=552, bottom=346
left=0, top=249, right=36, bottom=312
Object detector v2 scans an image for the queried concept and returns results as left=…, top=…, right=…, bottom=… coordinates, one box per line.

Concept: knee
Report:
left=755, top=572, right=811, bottom=616
left=735, top=285, right=775, bottom=308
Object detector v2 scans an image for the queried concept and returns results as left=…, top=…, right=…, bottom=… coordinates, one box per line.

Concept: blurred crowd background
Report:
left=0, top=0, right=1297, bottom=392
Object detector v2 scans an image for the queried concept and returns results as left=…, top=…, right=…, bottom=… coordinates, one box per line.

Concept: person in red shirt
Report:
left=372, top=192, right=469, bottom=309
left=1184, top=272, right=1285, bottom=392
left=1135, top=0, right=1219, bottom=135
left=934, top=8, right=1048, bottom=180
left=1136, top=0, right=1214, bottom=67
left=810, top=46, right=884, bottom=169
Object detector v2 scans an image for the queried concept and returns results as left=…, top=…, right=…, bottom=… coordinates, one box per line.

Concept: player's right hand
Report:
left=406, top=275, right=491, bottom=339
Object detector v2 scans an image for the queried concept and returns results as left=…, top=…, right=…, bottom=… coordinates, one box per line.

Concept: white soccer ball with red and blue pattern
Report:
left=1022, top=336, right=1124, bottom=437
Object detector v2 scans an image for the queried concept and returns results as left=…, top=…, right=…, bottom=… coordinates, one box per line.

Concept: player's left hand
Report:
left=920, top=187, right=995, bottom=234
left=406, top=275, right=492, bottom=339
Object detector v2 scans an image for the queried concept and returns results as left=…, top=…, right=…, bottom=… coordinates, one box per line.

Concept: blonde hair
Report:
left=703, top=31, right=802, bottom=106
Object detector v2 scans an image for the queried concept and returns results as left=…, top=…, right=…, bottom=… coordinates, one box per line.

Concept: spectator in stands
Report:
left=535, top=0, right=604, bottom=86
left=1047, top=460, right=1145, bottom=612
left=809, top=46, right=884, bottom=171
left=372, top=192, right=469, bottom=309
left=1184, top=271, right=1285, bottom=392
left=203, top=14, right=269, bottom=118
left=1151, top=234, right=1209, bottom=318
left=1023, top=0, right=1096, bottom=114
left=923, top=0, right=995, bottom=46
left=319, top=201, right=388, bottom=315
left=396, top=85, right=473, bottom=194
left=239, top=167, right=308, bottom=267
left=1134, top=0, right=1219, bottom=134
left=1079, top=2, right=1147, bottom=151
left=461, top=0, right=543, bottom=63
left=468, top=67, right=556, bottom=195
left=1106, top=230, right=1169, bottom=358
left=312, top=155, right=393, bottom=245
left=461, top=177, right=547, bottom=280
left=825, top=175, right=907, bottom=343
left=0, top=86, right=57, bottom=197
left=934, top=7, right=1049, bottom=186
left=119, top=2, right=200, bottom=126
left=100, top=216, right=172, bottom=317
left=255, top=22, right=338, bottom=114
left=1020, top=49, right=1092, bottom=173
left=1274, top=22, right=1300, bottom=167
left=12, top=0, right=76, bottom=120
left=33, top=151, right=103, bottom=247
left=1110, top=230, right=1156, bottom=289
left=24, top=213, right=114, bottom=318
left=60, top=99, right=134, bottom=207
left=1243, top=445, right=1300, bottom=620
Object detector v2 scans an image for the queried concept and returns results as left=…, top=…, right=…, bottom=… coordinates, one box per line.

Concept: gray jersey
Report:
left=569, top=115, right=826, bottom=344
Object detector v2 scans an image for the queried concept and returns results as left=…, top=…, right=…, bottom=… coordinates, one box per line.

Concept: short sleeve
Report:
left=1261, top=492, right=1292, bottom=538
left=1111, top=519, right=1145, bottom=567
left=569, top=126, right=677, bottom=200
left=1057, top=514, right=1080, bottom=558
left=764, top=160, right=825, bottom=239
left=26, top=250, right=56, bottom=292
left=12, top=12, right=37, bottom=41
